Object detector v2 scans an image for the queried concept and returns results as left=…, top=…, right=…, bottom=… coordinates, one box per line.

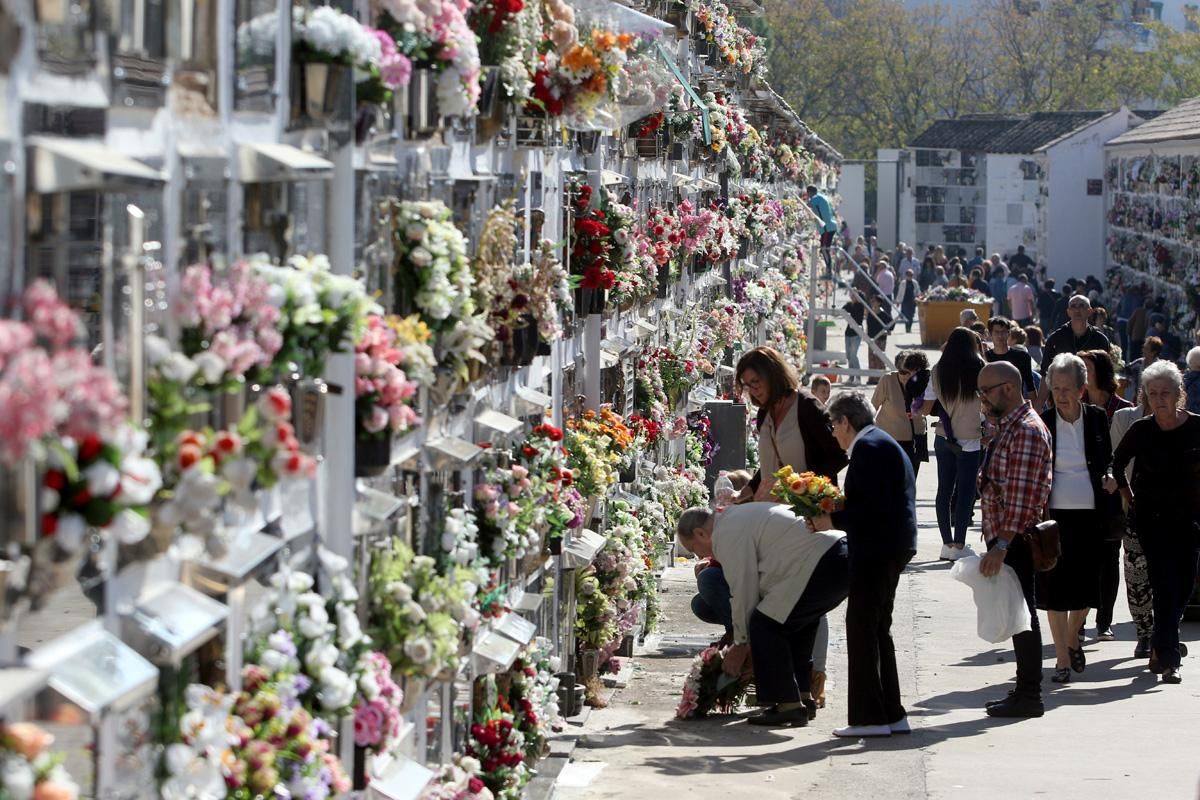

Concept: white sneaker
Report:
left=833, top=724, right=892, bottom=738
left=958, top=545, right=977, bottom=559
left=889, top=717, right=912, bottom=734
left=939, top=544, right=955, bottom=561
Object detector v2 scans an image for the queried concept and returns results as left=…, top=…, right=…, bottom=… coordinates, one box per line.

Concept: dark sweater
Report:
left=1112, top=412, right=1200, bottom=523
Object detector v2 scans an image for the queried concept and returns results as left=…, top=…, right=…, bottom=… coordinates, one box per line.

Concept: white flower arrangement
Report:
left=295, top=5, right=382, bottom=67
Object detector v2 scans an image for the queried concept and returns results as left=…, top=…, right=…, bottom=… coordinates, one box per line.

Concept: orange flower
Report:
left=617, top=33, right=635, bottom=49
left=562, top=45, right=600, bottom=73
left=583, top=72, right=608, bottom=94
left=592, top=30, right=617, bottom=51
left=819, top=497, right=835, bottom=512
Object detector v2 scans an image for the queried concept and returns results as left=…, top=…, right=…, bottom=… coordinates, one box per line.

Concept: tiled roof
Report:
left=990, top=111, right=1108, bottom=153
left=908, top=116, right=1023, bottom=151
left=909, top=111, right=1111, bottom=154
left=1108, top=97, right=1200, bottom=145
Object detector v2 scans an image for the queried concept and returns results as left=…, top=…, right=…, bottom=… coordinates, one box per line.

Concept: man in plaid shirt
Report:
left=976, top=361, right=1054, bottom=719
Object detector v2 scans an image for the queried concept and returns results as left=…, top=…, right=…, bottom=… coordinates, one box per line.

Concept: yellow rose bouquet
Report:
left=770, top=465, right=844, bottom=518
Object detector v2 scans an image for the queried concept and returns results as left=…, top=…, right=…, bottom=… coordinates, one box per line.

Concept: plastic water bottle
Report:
left=712, top=473, right=735, bottom=508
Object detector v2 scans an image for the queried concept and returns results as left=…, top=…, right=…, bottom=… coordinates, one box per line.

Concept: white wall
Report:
left=876, top=149, right=899, bottom=250
left=984, top=154, right=1040, bottom=261
left=839, top=163, right=866, bottom=245
left=1042, top=110, right=1139, bottom=285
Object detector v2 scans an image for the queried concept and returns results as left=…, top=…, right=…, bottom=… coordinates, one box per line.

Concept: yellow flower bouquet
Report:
left=770, top=465, right=844, bottom=518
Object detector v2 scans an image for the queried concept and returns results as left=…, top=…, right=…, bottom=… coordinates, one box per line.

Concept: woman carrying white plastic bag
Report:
left=951, top=555, right=1033, bottom=643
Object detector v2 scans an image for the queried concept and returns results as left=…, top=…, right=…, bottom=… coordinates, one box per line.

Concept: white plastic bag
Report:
left=949, top=555, right=1032, bottom=644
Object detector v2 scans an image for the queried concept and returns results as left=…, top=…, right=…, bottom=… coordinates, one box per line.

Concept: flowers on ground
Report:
left=676, top=645, right=750, bottom=718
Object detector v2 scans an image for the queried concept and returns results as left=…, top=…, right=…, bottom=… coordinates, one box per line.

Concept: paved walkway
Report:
left=556, top=324, right=1200, bottom=800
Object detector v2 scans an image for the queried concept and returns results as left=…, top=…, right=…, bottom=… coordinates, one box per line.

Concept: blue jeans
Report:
left=845, top=333, right=861, bottom=371
left=692, top=565, right=733, bottom=634
left=934, top=436, right=982, bottom=546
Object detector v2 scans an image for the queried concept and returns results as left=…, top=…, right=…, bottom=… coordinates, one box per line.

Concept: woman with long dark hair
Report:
left=921, top=327, right=985, bottom=561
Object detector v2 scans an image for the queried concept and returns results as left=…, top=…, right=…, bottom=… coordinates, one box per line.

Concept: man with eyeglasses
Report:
left=1037, top=295, right=1110, bottom=407
left=975, top=361, right=1054, bottom=718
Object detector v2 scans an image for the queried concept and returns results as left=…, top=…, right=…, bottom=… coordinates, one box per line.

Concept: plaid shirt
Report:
left=978, top=400, right=1053, bottom=541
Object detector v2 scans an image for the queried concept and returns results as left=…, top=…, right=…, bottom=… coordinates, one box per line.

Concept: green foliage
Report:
left=762, top=0, right=1200, bottom=159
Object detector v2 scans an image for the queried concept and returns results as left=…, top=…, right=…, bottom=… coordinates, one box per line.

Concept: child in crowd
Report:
left=810, top=375, right=832, bottom=406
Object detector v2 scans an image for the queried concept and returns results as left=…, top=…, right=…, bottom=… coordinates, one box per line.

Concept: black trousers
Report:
left=987, top=536, right=1043, bottom=695
left=1095, top=539, right=1122, bottom=631
left=749, top=539, right=849, bottom=705
left=896, top=438, right=923, bottom=479
left=1138, top=519, right=1200, bottom=670
left=846, top=548, right=914, bottom=726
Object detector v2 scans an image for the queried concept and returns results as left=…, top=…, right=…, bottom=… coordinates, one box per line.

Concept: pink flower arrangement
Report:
left=0, top=722, right=80, bottom=799
left=355, top=314, right=422, bottom=439
left=676, top=200, right=717, bottom=258
left=369, top=27, right=413, bottom=89
left=175, top=261, right=283, bottom=386
left=0, top=281, right=128, bottom=462
left=353, top=651, right=405, bottom=754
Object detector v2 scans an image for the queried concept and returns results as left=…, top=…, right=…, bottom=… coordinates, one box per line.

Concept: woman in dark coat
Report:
left=1038, top=353, right=1120, bottom=683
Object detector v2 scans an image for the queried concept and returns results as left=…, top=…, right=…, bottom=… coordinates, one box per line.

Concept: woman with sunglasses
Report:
left=920, top=327, right=985, bottom=561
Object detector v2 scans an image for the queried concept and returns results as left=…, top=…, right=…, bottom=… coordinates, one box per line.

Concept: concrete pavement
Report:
left=555, top=325, right=1200, bottom=800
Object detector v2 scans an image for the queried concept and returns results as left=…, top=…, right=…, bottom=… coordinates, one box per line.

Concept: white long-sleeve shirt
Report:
left=711, top=504, right=844, bottom=644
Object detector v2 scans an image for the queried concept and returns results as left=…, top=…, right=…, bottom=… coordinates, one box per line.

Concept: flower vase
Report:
left=406, top=68, right=441, bottom=137
left=291, top=379, right=326, bottom=456
left=618, top=459, right=637, bottom=484
left=574, top=287, right=606, bottom=316
left=737, top=237, right=750, bottom=259
left=657, top=263, right=671, bottom=298
left=290, top=60, right=352, bottom=128
left=475, top=66, right=506, bottom=143
left=576, top=130, right=601, bottom=155
left=354, top=432, right=391, bottom=478
left=579, top=648, right=602, bottom=681
left=548, top=535, right=563, bottom=555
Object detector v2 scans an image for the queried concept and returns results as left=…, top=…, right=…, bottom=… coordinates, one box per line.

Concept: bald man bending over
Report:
left=975, top=361, right=1055, bottom=719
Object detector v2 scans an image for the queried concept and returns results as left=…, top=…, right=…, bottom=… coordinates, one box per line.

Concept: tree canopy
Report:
left=762, top=0, right=1200, bottom=158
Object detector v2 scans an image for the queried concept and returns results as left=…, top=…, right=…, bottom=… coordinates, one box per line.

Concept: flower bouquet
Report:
left=919, top=286, right=989, bottom=304
left=474, top=459, right=541, bottom=563
left=161, top=680, right=350, bottom=800
left=465, top=700, right=529, bottom=800
left=252, top=253, right=378, bottom=379
left=0, top=722, right=81, bottom=800
left=391, top=200, right=491, bottom=381
left=675, top=645, right=751, bottom=719
left=377, top=0, right=481, bottom=117
left=352, top=651, right=406, bottom=781
left=568, top=183, right=615, bottom=304
left=354, top=313, right=422, bottom=474
left=368, top=539, right=482, bottom=680
left=770, top=466, right=844, bottom=518
left=245, top=552, right=368, bottom=720
left=510, top=239, right=573, bottom=344
left=420, top=756, right=495, bottom=800
left=175, top=260, right=283, bottom=391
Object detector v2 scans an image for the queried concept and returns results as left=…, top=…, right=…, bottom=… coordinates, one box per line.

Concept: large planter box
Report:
left=918, top=300, right=992, bottom=347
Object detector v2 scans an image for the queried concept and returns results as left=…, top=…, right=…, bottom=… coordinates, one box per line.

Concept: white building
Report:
left=881, top=110, right=1143, bottom=283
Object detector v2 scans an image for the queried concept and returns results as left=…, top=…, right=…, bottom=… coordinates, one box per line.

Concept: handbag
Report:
left=1021, top=520, right=1061, bottom=572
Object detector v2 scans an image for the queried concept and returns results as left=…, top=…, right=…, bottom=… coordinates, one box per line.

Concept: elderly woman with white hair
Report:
left=1113, top=360, right=1200, bottom=684
left=1037, top=353, right=1120, bottom=683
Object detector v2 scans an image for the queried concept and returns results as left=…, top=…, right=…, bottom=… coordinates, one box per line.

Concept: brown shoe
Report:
left=810, top=670, right=827, bottom=709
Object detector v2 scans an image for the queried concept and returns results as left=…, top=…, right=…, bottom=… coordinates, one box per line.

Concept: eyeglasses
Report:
left=975, top=382, right=1008, bottom=397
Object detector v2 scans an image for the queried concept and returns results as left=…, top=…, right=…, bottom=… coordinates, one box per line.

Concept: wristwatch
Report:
left=994, top=538, right=1009, bottom=552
